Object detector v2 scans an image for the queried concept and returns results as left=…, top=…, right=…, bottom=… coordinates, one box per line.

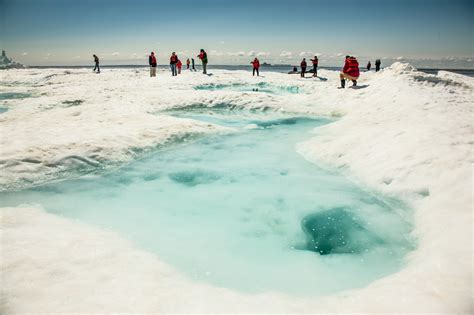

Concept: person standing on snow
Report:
left=177, top=59, right=183, bottom=74
left=310, top=55, right=318, bottom=77
left=170, top=52, right=178, bottom=76
left=251, top=57, right=260, bottom=76
left=191, top=58, right=196, bottom=71
left=198, top=49, right=208, bottom=74
left=149, top=52, right=157, bottom=77
left=375, top=59, right=381, bottom=72
left=93, top=54, right=100, bottom=73
left=300, top=58, right=307, bottom=78
left=339, top=55, right=360, bottom=88
left=186, top=58, right=190, bottom=70
left=366, top=60, right=371, bottom=71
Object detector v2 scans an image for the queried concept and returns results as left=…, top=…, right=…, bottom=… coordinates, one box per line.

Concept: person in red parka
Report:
left=251, top=57, right=260, bottom=76
left=148, top=52, right=157, bottom=77
left=339, top=55, right=360, bottom=88
left=170, top=52, right=178, bottom=76
left=177, top=59, right=183, bottom=74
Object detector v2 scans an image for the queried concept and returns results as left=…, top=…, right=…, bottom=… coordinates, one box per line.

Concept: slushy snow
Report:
left=0, top=63, right=473, bottom=313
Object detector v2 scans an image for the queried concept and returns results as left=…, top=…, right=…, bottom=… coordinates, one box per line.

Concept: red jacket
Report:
left=252, top=59, right=260, bottom=68
left=170, top=55, right=178, bottom=64
left=301, top=60, right=307, bottom=68
left=343, top=58, right=360, bottom=77
left=177, top=60, right=182, bottom=68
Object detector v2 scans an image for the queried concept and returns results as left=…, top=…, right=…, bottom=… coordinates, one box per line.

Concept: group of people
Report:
left=366, top=59, right=382, bottom=72
left=92, top=51, right=382, bottom=88
left=148, top=49, right=208, bottom=77
left=298, top=56, right=319, bottom=78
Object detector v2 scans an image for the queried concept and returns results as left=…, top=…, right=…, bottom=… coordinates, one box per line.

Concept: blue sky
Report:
left=1, top=0, right=472, bottom=66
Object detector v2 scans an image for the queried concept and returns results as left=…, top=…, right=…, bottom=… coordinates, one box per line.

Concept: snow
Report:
left=1, top=64, right=473, bottom=313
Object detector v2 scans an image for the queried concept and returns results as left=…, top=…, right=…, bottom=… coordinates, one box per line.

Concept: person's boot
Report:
left=340, top=79, right=345, bottom=88
left=352, top=80, right=357, bottom=86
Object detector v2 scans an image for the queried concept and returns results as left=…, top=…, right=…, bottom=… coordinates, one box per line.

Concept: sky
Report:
left=0, top=0, right=473, bottom=67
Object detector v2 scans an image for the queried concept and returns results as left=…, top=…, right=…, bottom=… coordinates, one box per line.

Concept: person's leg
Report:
left=257, top=68, right=259, bottom=76
left=253, top=68, right=255, bottom=76
left=153, top=67, right=157, bottom=77
left=313, top=65, right=317, bottom=76
left=203, top=63, right=207, bottom=74
left=97, top=64, right=100, bottom=73
left=150, top=66, right=153, bottom=77
left=339, top=72, right=346, bottom=88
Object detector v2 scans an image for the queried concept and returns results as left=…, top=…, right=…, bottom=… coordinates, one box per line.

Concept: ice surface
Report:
left=0, top=64, right=472, bottom=313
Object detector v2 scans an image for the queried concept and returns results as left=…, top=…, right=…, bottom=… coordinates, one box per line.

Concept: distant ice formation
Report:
left=0, top=50, right=25, bottom=69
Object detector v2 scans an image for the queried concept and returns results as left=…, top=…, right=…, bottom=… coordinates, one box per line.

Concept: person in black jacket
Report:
left=375, top=59, right=381, bottom=72
left=300, top=58, right=307, bottom=78
left=149, top=52, right=157, bottom=77
left=93, top=54, right=100, bottom=73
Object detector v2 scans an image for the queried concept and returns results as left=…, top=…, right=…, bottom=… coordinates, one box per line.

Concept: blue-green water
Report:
left=0, top=92, right=32, bottom=100
left=0, top=112, right=413, bottom=296
left=194, top=82, right=301, bottom=94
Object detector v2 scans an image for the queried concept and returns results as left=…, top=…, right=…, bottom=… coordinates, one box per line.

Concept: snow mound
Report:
left=386, top=62, right=417, bottom=73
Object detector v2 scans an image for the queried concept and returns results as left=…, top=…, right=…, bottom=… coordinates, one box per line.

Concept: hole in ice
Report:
left=62, top=99, right=84, bottom=106
left=301, top=207, right=384, bottom=255
left=194, top=82, right=301, bottom=94
left=0, top=92, right=32, bottom=100
left=0, top=111, right=414, bottom=297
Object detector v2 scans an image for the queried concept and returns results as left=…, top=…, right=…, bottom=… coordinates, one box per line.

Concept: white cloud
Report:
left=227, top=51, right=246, bottom=57
left=299, top=51, right=312, bottom=57
left=280, top=51, right=293, bottom=58
left=396, top=56, right=404, bottom=60
left=112, top=52, right=120, bottom=56
left=256, top=52, right=270, bottom=57
left=210, top=50, right=224, bottom=56
left=248, top=51, right=256, bottom=56
left=22, top=52, right=28, bottom=56
left=220, top=41, right=225, bottom=45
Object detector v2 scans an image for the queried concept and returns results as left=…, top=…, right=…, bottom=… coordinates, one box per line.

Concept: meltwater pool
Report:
left=0, top=111, right=413, bottom=297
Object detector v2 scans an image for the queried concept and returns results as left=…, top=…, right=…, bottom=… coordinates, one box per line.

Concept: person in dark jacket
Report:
left=339, top=56, right=360, bottom=88
left=149, top=52, right=157, bottom=77
left=170, top=52, right=178, bottom=76
left=93, top=54, right=100, bottom=73
left=300, top=58, right=307, bottom=77
left=198, top=49, right=208, bottom=74
left=191, top=58, right=196, bottom=71
left=375, top=59, right=381, bottom=72
left=186, top=58, right=190, bottom=70
left=366, top=61, right=371, bottom=71
left=251, top=57, right=260, bottom=76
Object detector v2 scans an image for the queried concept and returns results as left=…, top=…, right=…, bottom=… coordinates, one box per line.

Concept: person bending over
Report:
left=339, top=55, right=359, bottom=88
